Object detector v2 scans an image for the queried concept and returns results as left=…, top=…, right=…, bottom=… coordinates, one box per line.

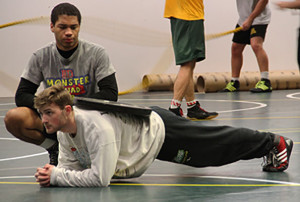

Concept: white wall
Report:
left=0, top=0, right=299, bottom=97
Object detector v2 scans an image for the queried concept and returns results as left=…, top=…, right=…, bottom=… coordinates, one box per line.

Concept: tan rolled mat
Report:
left=142, top=70, right=300, bottom=93
left=142, top=74, right=200, bottom=91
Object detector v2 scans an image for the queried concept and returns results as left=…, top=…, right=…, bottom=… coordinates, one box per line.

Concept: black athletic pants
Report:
left=151, top=106, right=275, bottom=168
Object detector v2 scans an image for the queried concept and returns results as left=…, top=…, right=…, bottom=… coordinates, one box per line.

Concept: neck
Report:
left=61, top=111, right=77, bottom=135
left=57, top=44, right=78, bottom=58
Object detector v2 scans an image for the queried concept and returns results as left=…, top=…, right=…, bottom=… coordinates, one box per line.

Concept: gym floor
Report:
left=0, top=89, right=300, bottom=202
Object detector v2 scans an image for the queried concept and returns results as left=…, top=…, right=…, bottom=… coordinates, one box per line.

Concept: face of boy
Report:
left=39, top=103, right=68, bottom=134
left=51, top=14, right=80, bottom=51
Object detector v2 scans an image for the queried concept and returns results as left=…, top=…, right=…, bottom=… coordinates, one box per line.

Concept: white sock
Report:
left=186, top=100, right=197, bottom=109
left=261, top=71, right=269, bottom=80
left=40, top=138, right=56, bottom=150
left=170, top=99, right=182, bottom=109
left=231, top=77, right=239, bottom=81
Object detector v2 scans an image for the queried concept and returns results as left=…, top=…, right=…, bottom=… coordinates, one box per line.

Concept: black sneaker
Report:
left=219, top=80, right=240, bottom=92
left=47, top=141, right=59, bottom=166
left=250, top=78, right=272, bottom=93
left=169, top=107, right=183, bottom=117
left=262, top=136, right=293, bottom=172
left=187, top=101, right=218, bottom=120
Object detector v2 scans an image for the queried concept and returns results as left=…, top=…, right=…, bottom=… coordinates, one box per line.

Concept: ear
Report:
left=64, top=105, right=73, bottom=114
left=50, top=22, right=54, bottom=33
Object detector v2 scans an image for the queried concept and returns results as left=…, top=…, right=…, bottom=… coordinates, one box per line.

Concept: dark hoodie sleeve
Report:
left=88, top=73, right=118, bottom=101
left=15, top=78, right=39, bottom=110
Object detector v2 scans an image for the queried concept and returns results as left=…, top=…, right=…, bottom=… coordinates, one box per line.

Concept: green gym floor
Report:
left=1, top=90, right=300, bottom=202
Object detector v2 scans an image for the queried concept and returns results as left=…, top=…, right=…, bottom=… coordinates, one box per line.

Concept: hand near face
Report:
left=35, top=164, right=54, bottom=187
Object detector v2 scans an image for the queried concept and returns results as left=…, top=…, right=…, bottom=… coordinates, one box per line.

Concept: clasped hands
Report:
left=35, top=164, right=54, bottom=187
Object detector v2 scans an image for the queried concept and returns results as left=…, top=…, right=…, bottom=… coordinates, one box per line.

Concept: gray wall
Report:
left=0, top=0, right=299, bottom=97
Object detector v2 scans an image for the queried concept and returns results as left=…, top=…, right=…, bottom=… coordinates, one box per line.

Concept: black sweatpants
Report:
left=151, top=106, right=275, bottom=168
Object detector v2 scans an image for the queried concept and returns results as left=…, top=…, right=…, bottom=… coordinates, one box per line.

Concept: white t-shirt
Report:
left=236, top=0, right=271, bottom=26
left=50, top=107, right=165, bottom=187
left=21, top=39, right=115, bottom=97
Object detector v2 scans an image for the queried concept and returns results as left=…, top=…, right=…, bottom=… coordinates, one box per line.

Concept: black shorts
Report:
left=232, top=24, right=268, bottom=45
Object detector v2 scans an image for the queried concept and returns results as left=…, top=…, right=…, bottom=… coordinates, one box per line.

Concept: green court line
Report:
left=1, top=181, right=300, bottom=187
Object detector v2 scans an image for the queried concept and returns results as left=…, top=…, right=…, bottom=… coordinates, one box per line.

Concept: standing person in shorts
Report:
left=276, top=0, right=300, bottom=69
left=221, top=0, right=272, bottom=93
left=4, top=3, right=118, bottom=166
left=164, top=0, right=218, bottom=120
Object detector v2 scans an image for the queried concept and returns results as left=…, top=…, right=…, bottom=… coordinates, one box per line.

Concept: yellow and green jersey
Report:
left=164, top=0, right=204, bottom=21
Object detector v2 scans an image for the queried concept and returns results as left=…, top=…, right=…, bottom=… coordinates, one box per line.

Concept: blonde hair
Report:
left=34, top=85, right=73, bottom=110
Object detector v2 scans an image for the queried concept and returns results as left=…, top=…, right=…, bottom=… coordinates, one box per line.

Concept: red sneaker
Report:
left=263, top=136, right=293, bottom=172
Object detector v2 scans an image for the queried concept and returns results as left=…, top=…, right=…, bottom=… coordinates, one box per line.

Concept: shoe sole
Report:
left=219, top=89, right=239, bottom=93
left=250, top=89, right=272, bottom=93
left=187, top=114, right=218, bottom=121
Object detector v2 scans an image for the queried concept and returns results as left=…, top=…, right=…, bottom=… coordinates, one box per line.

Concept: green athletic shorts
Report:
left=170, top=18, right=205, bottom=65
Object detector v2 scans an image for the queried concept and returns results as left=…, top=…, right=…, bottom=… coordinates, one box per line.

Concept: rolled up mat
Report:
left=196, top=70, right=300, bottom=92
left=142, top=74, right=200, bottom=91
left=142, top=70, right=300, bottom=93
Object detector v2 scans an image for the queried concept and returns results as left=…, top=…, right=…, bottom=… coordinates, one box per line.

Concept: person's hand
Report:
left=275, top=2, right=287, bottom=9
left=242, top=19, right=252, bottom=31
left=35, top=164, right=54, bottom=187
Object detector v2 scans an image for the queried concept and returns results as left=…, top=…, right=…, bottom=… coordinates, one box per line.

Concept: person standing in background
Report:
left=164, top=0, right=218, bottom=120
left=221, top=0, right=272, bottom=93
left=276, top=0, right=300, bottom=69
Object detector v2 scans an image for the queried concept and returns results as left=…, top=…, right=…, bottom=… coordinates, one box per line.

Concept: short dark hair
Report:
left=34, top=85, right=73, bottom=110
left=51, top=2, right=81, bottom=25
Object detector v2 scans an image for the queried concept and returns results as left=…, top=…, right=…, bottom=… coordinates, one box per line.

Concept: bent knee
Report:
left=251, top=43, right=263, bottom=52
left=4, top=107, right=37, bottom=129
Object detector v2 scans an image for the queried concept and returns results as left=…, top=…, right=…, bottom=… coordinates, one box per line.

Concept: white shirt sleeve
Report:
left=50, top=115, right=119, bottom=187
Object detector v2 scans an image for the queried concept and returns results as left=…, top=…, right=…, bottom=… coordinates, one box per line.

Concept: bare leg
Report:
left=184, top=71, right=196, bottom=102
left=231, top=42, right=246, bottom=78
left=250, top=36, right=269, bottom=73
left=4, top=107, right=45, bottom=145
left=173, top=60, right=196, bottom=101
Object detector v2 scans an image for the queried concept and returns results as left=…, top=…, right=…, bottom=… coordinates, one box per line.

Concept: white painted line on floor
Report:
left=0, top=137, right=19, bottom=141
left=286, top=92, right=300, bottom=100
left=144, top=174, right=300, bottom=185
left=0, top=103, right=15, bottom=106
left=0, top=137, right=46, bottom=162
left=0, top=176, right=34, bottom=179
left=0, top=152, right=47, bottom=162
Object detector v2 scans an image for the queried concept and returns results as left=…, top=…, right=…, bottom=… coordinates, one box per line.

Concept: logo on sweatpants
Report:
left=173, top=149, right=191, bottom=164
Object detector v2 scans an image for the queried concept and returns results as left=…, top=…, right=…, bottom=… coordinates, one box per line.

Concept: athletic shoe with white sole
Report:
left=262, top=136, right=293, bottom=172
